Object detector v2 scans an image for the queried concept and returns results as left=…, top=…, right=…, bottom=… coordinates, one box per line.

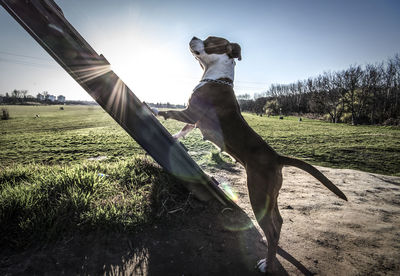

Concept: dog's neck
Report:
left=201, top=58, right=235, bottom=83
left=194, top=58, right=235, bottom=91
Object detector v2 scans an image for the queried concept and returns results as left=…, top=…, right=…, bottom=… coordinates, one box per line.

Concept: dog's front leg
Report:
left=158, top=101, right=205, bottom=139
left=158, top=108, right=197, bottom=124
left=158, top=109, right=197, bottom=139
left=172, top=124, right=196, bottom=140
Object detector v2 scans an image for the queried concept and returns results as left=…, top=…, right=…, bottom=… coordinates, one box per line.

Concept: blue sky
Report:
left=1, top=0, right=399, bottom=103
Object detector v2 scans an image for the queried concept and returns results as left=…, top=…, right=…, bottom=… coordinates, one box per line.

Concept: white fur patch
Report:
left=201, top=54, right=235, bottom=81
left=190, top=38, right=235, bottom=84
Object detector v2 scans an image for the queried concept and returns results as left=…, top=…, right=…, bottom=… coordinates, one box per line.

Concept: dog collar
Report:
left=193, top=78, right=234, bottom=91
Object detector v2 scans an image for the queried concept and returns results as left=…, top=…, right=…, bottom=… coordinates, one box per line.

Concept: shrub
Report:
left=264, top=99, right=280, bottom=116
left=340, top=112, right=353, bottom=124
left=383, top=118, right=400, bottom=126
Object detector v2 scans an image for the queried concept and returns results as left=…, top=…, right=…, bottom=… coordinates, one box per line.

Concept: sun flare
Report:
left=101, top=34, right=196, bottom=104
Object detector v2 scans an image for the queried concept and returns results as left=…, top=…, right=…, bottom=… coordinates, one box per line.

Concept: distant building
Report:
left=57, top=95, right=66, bottom=102
left=47, top=94, right=56, bottom=102
left=37, top=93, right=45, bottom=101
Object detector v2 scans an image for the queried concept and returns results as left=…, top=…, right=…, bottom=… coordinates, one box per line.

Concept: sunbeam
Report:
left=74, top=64, right=111, bottom=83
left=105, top=78, right=128, bottom=122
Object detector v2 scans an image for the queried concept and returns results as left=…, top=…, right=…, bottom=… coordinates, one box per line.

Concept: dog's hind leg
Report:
left=264, top=204, right=283, bottom=273
left=255, top=202, right=283, bottom=274
left=247, top=168, right=283, bottom=273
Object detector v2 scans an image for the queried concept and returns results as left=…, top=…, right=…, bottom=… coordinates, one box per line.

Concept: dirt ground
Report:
left=1, top=164, right=399, bottom=275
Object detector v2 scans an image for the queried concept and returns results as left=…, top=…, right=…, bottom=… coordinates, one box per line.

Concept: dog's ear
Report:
left=229, top=43, right=242, bottom=60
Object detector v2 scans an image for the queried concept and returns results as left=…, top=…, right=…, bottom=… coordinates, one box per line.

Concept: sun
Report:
left=100, top=34, right=196, bottom=105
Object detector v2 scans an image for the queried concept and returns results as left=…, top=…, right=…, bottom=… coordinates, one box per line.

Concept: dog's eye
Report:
left=193, top=50, right=200, bottom=55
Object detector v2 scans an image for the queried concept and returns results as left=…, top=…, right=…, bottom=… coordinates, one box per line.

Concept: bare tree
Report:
left=11, top=89, right=22, bottom=98
left=42, top=91, right=49, bottom=99
left=253, top=54, right=399, bottom=124
left=342, top=65, right=363, bottom=125
left=389, top=55, right=400, bottom=121
left=309, top=73, right=342, bottom=123
left=21, top=90, right=28, bottom=99
left=361, top=64, right=382, bottom=124
left=237, top=93, right=251, bottom=100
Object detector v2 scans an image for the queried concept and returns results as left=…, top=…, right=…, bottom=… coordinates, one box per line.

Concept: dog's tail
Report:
left=279, top=156, right=347, bottom=201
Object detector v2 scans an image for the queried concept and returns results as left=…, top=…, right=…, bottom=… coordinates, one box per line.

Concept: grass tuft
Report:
left=0, top=157, right=191, bottom=248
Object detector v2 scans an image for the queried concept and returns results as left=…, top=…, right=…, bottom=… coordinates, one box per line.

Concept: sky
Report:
left=0, top=0, right=399, bottom=104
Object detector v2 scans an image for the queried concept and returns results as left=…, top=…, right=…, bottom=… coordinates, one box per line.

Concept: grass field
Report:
left=0, top=105, right=399, bottom=248
left=1, top=105, right=398, bottom=175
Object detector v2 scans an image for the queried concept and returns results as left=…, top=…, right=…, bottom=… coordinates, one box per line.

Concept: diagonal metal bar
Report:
left=1, top=0, right=238, bottom=207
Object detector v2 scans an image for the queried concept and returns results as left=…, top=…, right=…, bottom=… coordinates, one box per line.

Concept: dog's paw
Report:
left=172, top=133, right=181, bottom=140
left=157, top=111, right=167, bottom=119
left=256, top=258, right=267, bottom=273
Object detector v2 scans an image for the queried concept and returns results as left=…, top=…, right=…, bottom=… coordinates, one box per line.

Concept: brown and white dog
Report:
left=158, top=36, right=347, bottom=274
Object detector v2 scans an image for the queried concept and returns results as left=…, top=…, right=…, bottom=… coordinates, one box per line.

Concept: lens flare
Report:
left=220, top=182, right=238, bottom=202
left=74, top=64, right=111, bottom=83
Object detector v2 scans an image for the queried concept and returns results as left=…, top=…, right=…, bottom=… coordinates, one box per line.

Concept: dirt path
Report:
left=1, top=164, right=399, bottom=275
left=212, top=164, right=400, bottom=275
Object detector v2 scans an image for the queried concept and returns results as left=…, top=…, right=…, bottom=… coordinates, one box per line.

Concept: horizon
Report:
left=1, top=0, right=400, bottom=103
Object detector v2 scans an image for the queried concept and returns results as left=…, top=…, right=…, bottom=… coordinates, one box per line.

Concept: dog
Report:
left=158, top=36, right=347, bottom=273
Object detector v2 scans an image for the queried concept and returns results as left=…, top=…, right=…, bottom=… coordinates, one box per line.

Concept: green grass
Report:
left=0, top=105, right=399, bottom=248
left=0, top=157, right=190, bottom=248
left=0, top=105, right=143, bottom=165
left=1, top=105, right=399, bottom=174
left=0, top=105, right=222, bottom=167
left=243, top=114, right=400, bottom=176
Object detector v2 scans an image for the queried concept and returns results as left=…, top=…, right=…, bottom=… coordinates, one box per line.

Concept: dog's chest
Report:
left=191, top=85, right=238, bottom=151
left=196, top=119, right=225, bottom=150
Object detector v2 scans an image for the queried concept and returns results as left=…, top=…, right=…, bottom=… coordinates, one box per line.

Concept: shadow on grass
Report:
left=0, top=201, right=315, bottom=275
left=0, top=158, right=313, bottom=275
left=208, top=151, right=240, bottom=173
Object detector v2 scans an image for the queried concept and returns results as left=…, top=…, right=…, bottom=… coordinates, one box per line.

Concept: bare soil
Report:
left=1, top=164, right=399, bottom=275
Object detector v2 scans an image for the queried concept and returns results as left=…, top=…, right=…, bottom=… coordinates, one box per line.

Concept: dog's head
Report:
left=189, top=36, right=241, bottom=69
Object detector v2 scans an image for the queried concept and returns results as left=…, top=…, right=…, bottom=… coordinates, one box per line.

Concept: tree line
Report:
left=238, top=54, right=400, bottom=125
left=0, top=89, right=30, bottom=104
left=0, top=90, right=97, bottom=105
